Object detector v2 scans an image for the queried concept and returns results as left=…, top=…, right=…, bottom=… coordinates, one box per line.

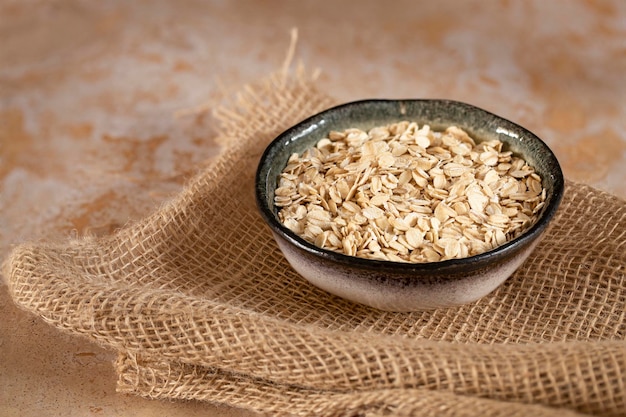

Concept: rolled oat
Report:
left=275, top=122, right=546, bottom=262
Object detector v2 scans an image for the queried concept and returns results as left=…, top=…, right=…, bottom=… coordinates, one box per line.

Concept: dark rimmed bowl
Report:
left=255, top=99, right=564, bottom=311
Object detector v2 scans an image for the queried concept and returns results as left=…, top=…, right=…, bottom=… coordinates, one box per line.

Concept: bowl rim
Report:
left=255, top=98, right=564, bottom=274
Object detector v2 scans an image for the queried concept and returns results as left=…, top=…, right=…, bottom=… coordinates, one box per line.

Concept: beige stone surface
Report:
left=1, top=0, right=624, bottom=415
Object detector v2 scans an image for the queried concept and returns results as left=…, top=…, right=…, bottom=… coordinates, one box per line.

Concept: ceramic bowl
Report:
left=255, top=99, right=564, bottom=311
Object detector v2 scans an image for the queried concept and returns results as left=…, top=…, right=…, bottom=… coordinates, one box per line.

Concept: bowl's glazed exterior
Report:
left=256, top=99, right=564, bottom=311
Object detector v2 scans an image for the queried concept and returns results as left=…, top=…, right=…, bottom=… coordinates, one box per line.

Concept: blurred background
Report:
left=1, top=1, right=624, bottom=416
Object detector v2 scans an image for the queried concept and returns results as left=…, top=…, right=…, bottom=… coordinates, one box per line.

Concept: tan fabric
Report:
left=4, top=69, right=626, bottom=417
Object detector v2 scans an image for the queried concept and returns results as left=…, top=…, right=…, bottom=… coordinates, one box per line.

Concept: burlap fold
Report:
left=4, top=68, right=626, bottom=417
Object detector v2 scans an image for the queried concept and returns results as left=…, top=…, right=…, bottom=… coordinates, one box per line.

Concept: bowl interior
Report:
left=256, top=99, right=564, bottom=267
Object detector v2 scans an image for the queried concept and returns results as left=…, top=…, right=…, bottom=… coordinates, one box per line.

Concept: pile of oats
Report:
left=275, top=122, right=546, bottom=262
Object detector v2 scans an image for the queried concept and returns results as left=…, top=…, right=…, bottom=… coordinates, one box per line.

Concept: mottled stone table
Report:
left=1, top=1, right=624, bottom=415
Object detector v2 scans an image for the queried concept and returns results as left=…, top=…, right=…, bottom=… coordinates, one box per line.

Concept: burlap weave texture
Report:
left=4, top=69, right=626, bottom=417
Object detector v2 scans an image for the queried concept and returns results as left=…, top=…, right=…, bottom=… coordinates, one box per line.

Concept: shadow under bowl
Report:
left=255, top=99, right=564, bottom=311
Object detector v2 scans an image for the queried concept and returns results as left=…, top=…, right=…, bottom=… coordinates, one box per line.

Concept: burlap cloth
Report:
left=4, top=68, right=626, bottom=417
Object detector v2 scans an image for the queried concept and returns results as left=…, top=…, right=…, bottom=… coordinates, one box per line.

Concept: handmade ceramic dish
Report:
left=255, top=99, right=564, bottom=311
